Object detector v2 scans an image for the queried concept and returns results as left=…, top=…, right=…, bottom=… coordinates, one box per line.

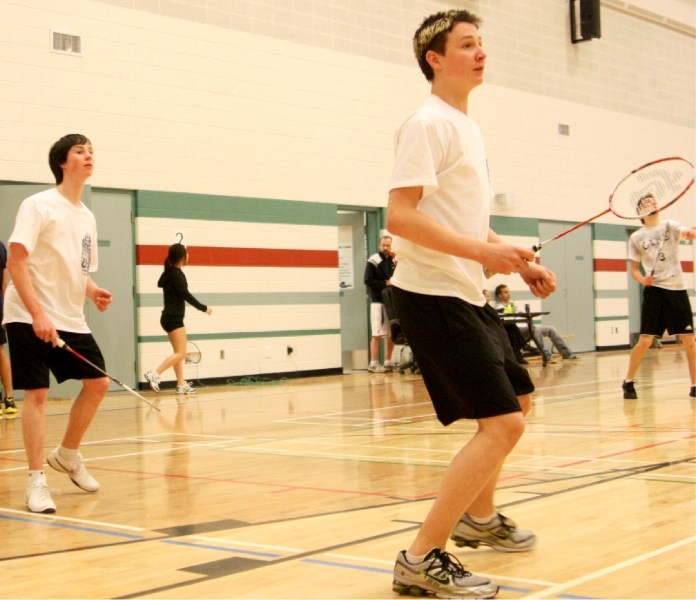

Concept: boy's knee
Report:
left=85, top=376, right=109, bottom=397
left=485, top=412, right=525, bottom=451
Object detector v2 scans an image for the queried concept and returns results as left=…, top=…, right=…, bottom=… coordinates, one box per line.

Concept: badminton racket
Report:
left=185, top=341, right=201, bottom=365
left=55, top=338, right=161, bottom=412
left=533, top=157, right=694, bottom=252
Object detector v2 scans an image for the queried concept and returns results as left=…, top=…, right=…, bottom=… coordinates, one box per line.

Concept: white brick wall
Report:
left=1, top=0, right=692, bottom=221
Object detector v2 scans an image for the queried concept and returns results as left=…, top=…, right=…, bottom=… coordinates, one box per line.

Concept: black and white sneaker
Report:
left=393, top=547, right=498, bottom=598
left=451, top=512, right=536, bottom=552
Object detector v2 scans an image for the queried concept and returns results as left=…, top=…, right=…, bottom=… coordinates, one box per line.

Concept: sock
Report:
left=623, top=379, right=634, bottom=384
left=468, top=512, right=498, bottom=526
left=28, top=470, right=46, bottom=479
left=58, top=446, right=78, bottom=463
left=404, top=550, right=428, bottom=564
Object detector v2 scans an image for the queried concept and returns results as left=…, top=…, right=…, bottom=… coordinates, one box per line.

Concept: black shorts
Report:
left=5, top=323, right=106, bottom=390
left=640, top=287, right=694, bottom=336
left=160, top=314, right=184, bottom=333
left=392, top=287, right=534, bottom=425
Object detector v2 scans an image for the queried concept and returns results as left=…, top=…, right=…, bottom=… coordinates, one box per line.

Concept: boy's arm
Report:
left=6, top=242, right=57, bottom=343
left=387, top=186, right=539, bottom=278
left=629, top=260, right=652, bottom=286
left=487, top=228, right=556, bottom=298
left=86, top=276, right=113, bottom=312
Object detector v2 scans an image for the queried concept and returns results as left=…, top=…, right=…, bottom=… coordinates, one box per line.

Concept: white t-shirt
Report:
left=388, top=94, right=491, bottom=306
left=628, top=220, right=688, bottom=291
left=3, top=188, right=98, bottom=332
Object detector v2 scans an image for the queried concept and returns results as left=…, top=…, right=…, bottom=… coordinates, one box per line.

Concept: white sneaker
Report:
left=176, top=382, right=196, bottom=395
left=144, top=370, right=161, bottom=392
left=368, top=362, right=386, bottom=373
left=26, top=474, right=57, bottom=514
left=47, top=447, right=100, bottom=492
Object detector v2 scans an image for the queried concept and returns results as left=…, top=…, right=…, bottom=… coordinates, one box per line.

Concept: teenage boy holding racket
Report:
left=387, top=10, right=557, bottom=598
left=3, top=134, right=113, bottom=513
left=622, top=194, right=696, bottom=400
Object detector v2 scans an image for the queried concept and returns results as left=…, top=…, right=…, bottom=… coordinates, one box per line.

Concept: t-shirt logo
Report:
left=81, top=233, right=92, bottom=275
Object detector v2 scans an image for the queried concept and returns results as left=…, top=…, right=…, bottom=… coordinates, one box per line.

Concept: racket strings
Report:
left=610, top=158, right=694, bottom=219
left=185, top=342, right=201, bottom=365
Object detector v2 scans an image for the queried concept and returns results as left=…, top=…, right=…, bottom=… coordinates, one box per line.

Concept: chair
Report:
left=380, top=287, right=418, bottom=374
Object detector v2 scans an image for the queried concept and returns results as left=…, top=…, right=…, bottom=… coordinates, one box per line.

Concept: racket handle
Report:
left=55, top=337, right=66, bottom=348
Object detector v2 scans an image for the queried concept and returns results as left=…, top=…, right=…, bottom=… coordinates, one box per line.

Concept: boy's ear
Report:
left=425, top=49, right=442, bottom=72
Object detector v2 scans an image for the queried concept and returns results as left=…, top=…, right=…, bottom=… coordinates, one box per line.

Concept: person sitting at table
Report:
left=493, top=284, right=578, bottom=363
left=484, top=289, right=528, bottom=365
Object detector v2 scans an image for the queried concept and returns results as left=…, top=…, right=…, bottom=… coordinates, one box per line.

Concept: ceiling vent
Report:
left=51, top=30, right=82, bottom=56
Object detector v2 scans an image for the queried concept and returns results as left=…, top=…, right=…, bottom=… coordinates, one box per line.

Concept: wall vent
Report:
left=51, top=31, right=82, bottom=56
left=558, top=123, right=570, bottom=136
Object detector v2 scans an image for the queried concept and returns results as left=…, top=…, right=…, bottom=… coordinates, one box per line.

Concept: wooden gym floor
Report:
left=0, top=346, right=694, bottom=599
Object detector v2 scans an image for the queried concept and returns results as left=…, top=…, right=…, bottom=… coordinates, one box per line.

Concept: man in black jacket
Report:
left=364, top=235, right=396, bottom=372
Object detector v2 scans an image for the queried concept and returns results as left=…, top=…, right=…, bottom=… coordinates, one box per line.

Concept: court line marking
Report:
left=0, top=507, right=145, bottom=531
left=520, top=535, right=696, bottom=599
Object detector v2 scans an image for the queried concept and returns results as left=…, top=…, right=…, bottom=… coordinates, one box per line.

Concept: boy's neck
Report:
left=432, top=84, right=469, bottom=114
left=56, top=179, right=85, bottom=205
left=643, top=213, right=661, bottom=227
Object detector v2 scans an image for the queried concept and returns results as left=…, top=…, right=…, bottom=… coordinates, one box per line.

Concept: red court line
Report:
left=136, top=245, right=338, bottom=268
left=95, top=466, right=408, bottom=500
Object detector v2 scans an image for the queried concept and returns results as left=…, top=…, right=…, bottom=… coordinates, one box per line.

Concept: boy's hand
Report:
left=92, top=288, right=113, bottom=312
left=481, top=243, right=535, bottom=276
left=32, top=312, right=58, bottom=345
left=520, top=263, right=557, bottom=298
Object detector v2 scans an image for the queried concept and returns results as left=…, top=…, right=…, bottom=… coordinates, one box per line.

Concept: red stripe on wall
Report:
left=137, top=245, right=338, bottom=268
left=594, top=258, right=694, bottom=273
left=594, top=258, right=626, bottom=272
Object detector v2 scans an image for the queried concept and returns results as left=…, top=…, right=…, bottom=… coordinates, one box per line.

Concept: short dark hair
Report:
left=48, top=133, right=90, bottom=184
left=413, top=10, right=482, bottom=81
left=494, top=284, right=508, bottom=299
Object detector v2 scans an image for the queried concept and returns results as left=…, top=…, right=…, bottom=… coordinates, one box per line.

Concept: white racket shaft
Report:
left=56, top=338, right=161, bottom=412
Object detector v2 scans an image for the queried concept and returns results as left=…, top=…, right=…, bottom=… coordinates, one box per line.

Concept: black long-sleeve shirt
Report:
left=158, top=266, right=207, bottom=319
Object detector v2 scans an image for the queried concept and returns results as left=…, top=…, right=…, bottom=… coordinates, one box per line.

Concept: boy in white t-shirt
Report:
left=388, top=10, right=557, bottom=599
left=3, top=134, right=113, bottom=514
left=622, top=194, right=696, bottom=400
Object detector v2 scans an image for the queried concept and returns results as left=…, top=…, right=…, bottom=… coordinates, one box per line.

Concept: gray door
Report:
left=0, top=184, right=136, bottom=396
left=537, top=221, right=596, bottom=352
left=337, top=211, right=369, bottom=371
left=88, top=190, right=137, bottom=390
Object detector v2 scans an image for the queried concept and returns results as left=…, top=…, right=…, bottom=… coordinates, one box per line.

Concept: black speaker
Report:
left=580, top=0, right=601, bottom=39
left=571, top=0, right=601, bottom=43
